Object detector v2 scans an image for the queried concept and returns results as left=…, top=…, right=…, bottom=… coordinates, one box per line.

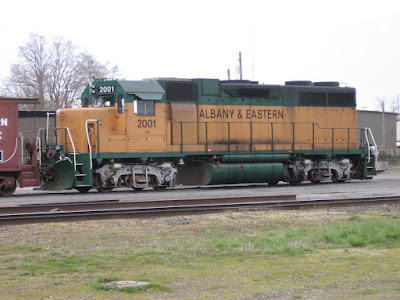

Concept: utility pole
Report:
left=382, top=101, right=386, bottom=148
left=397, top=94, right=399, bottom=145
left=239, top=52, right=243, bottom=80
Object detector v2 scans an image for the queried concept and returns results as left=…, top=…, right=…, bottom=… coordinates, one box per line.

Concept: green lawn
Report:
left=0, top=208, right=400, bottom=299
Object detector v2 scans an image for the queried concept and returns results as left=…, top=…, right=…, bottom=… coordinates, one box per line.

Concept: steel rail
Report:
left=0, top=195, right=296, bottom=214
left=8, top=183, right=296, bottom=198
left=0, top=195, right=400, bottom=226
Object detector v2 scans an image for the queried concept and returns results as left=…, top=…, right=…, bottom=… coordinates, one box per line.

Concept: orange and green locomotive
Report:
left=38, top=78, right=378, bottom=192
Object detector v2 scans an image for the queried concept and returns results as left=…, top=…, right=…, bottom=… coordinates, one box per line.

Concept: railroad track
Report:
left=11, top=182, right=282, bottom=198
left=0, top=195, right=399, bottom=226
left=10, top=178, right=365, bottom=198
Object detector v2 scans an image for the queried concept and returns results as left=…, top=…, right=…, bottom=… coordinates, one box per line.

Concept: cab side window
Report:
left=134, top=100, right=155, bottom=115
left=91, top=95, right=115, bottom=107
left=82, top=96, right=89, bottom=107
left=103, top=95, right=115, bottom=107
left=92, top=97, right=102, bottom=107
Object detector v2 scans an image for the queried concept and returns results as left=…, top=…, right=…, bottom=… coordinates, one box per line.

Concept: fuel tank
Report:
left=175, top=161, right=284, bottom=185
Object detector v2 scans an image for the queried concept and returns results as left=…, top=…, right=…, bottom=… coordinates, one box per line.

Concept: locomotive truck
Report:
left=37, top=78, right=378, bottom=192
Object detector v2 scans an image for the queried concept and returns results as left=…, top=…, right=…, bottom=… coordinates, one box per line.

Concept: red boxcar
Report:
left=0, top=97, right=40, bottom=196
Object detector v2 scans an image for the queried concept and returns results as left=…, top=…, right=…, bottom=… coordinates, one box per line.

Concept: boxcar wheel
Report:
left=0, top=184, right=17, bottom=197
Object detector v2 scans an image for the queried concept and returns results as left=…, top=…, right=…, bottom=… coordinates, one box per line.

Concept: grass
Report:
left=0, top=208, right=399, bottom=299
left=191, top=218, right=400, bottom=256
left=357, top=289, right=378, bottom=296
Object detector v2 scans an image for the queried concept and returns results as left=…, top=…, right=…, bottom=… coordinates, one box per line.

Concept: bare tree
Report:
left=1, top=34, right=120, bottom=110
left=389, top=96, right=399, bottom=113
left=78, top=52, right=119, bottom=82
left=46, top=37, right=83, bottom=109
left=2, top=34, right=50, bottom=109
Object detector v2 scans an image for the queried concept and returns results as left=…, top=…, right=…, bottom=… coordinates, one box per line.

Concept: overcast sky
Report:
left=1, top=0, right=399, bottom=110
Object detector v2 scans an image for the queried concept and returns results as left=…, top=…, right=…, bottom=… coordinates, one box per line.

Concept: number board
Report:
left=0, top=150, right=3, bottom=162
left=98, top=85, right=115, bottom=93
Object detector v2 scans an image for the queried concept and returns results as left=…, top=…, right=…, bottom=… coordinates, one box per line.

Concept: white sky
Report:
left=1, top=0, right=399, bottom=110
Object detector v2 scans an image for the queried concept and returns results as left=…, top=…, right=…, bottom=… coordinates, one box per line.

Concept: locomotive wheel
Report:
left=96, top=187, right=113, bottom=193
left=0, top=184, right=17, bottom=197
left=75, top=187, right=91, bottom=193
left=332, top=171, right=346, bottom=183
left=93, top=174, right=113, bottom=193
left=153, top=185, right=167, bottom=191
left=288, top=180, right=302, bottom=186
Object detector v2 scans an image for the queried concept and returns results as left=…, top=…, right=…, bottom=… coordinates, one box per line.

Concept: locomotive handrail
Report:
left=86, top=119, right=97, bottom=170
left=364, top=127, right=378, bottom=163
left=55, top=127, right=77, bottom=171
left=165, top=110, right=374, bottom=154
left=46, top=112, right=55, bottom=144
left=37, top=127, right=77, bottom=171
left=36, top=128, right=46, bottom=167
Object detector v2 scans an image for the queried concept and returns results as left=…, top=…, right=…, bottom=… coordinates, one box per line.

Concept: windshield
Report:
left=91, top=95, right=115, bottom=107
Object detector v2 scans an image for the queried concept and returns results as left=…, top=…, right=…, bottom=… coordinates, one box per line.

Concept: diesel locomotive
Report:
left=37, top=78, right=378, bottom=192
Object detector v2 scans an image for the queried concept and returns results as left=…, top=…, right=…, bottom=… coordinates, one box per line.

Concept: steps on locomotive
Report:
left=71, top=159, right=90, bottom=188
left=74, top=163, right=86, bottom=180
left=367, top=165, right=377, bottom=176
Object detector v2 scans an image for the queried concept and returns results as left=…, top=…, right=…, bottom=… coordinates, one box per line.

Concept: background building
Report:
left=18, top=111, right=55, bottom=144
left=357, top=110, right=397, bottom=149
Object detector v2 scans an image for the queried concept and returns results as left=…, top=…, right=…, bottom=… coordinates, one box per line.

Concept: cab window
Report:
left=82, top=96, right=89, bottom=107
left=92, top=96, right=102, bottom=107
left=91, top=95, right=115, bottom=107
left=134, top=100, right=155, bottom=115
